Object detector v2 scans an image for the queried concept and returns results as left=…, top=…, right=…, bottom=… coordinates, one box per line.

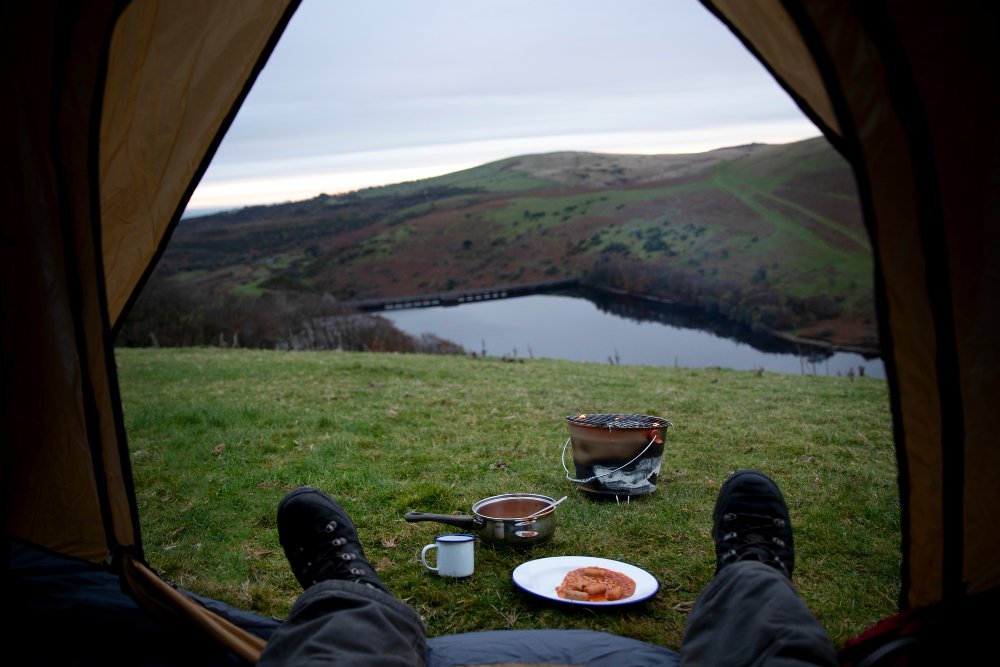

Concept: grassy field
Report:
left=117, top=347, right=899, bottom=651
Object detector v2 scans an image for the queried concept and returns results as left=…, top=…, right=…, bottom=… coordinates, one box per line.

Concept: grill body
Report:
left=564, top=414, right=671, bottom=496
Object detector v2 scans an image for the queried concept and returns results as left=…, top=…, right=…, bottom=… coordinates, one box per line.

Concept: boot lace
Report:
left=717, top=511, right=790, bottom=575
left=293, top=521, right=371, bottom=585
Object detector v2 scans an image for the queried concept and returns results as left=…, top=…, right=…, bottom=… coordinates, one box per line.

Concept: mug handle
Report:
left=420, top=543, right=438, bottom=571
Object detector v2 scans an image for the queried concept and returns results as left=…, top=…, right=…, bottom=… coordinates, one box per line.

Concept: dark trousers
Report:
left=259, top=560, right=836, bottom=667
left=680, top=560, right=838, bottom=666
left=257, top=580, right=427, bottom=667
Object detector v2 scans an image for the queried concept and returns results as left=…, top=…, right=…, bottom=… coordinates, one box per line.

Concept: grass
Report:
left=117, top=346, right=899, bottom=651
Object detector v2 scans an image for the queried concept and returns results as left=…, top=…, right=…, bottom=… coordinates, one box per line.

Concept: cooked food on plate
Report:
left=555, top=566, right=636, bottom=602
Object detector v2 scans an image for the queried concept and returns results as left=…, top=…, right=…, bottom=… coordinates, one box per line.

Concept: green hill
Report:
left=125, top=136, right=876, bottom=352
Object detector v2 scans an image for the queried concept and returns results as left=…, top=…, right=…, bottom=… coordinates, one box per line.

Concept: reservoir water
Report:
left=382, top=293, right=885, bottom=379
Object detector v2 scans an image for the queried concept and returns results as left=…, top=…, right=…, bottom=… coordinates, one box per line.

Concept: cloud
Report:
left=188, top=1, right=818, bottom=213
left=187, top=120, right=819, bottom=212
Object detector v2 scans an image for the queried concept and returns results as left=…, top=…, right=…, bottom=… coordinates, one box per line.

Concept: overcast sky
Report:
left=186, top=0, right=820, bottom=214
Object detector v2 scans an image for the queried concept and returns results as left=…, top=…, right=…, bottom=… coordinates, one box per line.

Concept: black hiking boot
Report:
left=277, top=486, right=389, bottom=593
left=712, top=470, right=795, bottom=578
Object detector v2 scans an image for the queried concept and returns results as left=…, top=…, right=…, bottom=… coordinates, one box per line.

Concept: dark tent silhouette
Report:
left=4, top=1, right=997, bottom=664
left=701, top=0, right=1000, bottom=612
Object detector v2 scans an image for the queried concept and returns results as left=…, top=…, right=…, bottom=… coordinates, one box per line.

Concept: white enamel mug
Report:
left=420, top=533, right=476, bottom=577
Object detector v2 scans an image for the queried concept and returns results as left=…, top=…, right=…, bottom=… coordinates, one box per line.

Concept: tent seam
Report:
left=850, top=0, right=966, bottom=604
left=50, top=1, right=122, bottom=562
left=775, top=0, right=914, bottom=613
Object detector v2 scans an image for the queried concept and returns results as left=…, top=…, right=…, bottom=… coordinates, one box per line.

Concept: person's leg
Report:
left=258, top=579, right=426, bottom=667
left=258, top=487, right=427, bottom=667
left=679, top=470, right=838, bottom=667
left=680, top=560, right=837, bottom=667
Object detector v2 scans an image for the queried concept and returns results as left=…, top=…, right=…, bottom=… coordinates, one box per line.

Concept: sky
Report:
left=185, top=0, right=820, bottom=215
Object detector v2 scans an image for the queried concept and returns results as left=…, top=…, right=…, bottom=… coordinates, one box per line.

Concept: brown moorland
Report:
left=123, top=137, right=876, bottom=354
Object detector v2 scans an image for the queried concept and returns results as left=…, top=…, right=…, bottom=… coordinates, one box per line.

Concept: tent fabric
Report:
left=3, top=0, right=999, bottom=664
left=10, top=539, right=278, bottom=666
left=701, top=0, right=1000, bottom=611
left=2, top=0, right=297, bottom=562
left=2, top=0, right=299, bottom=662
left=121, top=553, right=269, bottom=663
left=101, top=0, right=300, bottom=328
left=705, top=0, right=840, bottom=138
left=13, top=540, right=680, bottom=667
left=3, top=0, right=133, bottom=568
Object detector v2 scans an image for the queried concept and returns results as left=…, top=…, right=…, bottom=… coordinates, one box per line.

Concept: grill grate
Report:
left=566, top=413, right=672, bottom=430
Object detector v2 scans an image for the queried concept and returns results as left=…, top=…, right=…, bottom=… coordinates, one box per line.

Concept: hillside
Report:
left=124, top=136, right=877, bottom=353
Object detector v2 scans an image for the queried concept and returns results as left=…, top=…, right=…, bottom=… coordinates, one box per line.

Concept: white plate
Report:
left=512, top=556, right=659, bottom=606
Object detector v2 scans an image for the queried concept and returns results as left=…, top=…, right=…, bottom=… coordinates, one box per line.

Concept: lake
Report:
left=382, top=292, right=885, bottom=379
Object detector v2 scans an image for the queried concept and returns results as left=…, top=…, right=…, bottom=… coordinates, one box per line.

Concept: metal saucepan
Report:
left=404, top=493, right=557, bottom=548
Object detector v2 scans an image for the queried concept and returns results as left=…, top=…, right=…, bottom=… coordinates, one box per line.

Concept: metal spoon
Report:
left=526, top=495, right=567, bottom=518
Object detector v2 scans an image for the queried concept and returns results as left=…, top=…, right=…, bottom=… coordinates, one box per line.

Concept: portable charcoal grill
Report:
left=562, top=413, right=672, bottom=498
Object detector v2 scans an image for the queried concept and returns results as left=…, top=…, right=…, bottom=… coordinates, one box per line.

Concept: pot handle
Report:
left=404, top=512, right=484, bottom=531
left=561, top=435, right=658, bottom=484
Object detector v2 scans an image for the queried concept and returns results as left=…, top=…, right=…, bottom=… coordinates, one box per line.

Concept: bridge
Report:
left=345, top=279, right=580, bottom=312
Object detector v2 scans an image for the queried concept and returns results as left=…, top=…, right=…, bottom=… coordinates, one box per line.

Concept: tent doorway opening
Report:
left=115, top=0, right=895, bottom=654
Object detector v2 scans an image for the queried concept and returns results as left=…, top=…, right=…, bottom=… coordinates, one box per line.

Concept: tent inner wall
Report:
left=705, top=0, right=1000, bottom=608
left=2, top=0, right=134, bottom=566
